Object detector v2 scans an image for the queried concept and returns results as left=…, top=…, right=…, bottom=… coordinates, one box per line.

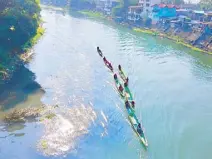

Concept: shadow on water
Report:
left=0, top=65, right=45, bottom=111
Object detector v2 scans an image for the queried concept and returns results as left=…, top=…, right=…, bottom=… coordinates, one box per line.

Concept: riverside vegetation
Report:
left=0, top=0, right=44, bottom=82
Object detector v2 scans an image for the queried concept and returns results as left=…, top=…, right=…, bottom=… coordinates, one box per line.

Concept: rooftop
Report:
left=205, top=12, right=212, bottom=16
left=152, top=4, right=180, bottom=9
left=192, top=10, right=205, bottom=14
left=176, top=9, right=189, bottom=12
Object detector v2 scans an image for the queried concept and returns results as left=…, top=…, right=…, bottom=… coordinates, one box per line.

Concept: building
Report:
left=127, top=0, right=161, bottom=23
left=138, top=0, right=161, bottom=16
left=204, top=12, right=212, bottom=22
left=152, top=4, right=179, bottom=19
left=176, top=9, right=190, bottom=17
left=128, top=6, right=143, bottom=22
left=191, top=10, right=205, bottom=21
left=180, top=3, right=198, bottom=10
left=96, top=0, right=119, bottom=15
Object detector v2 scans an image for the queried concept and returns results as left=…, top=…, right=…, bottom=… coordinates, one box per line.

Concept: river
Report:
left=0, top=8, right=212, bottom=159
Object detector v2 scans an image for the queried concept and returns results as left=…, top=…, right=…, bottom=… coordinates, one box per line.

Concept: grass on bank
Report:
left=79, top=10, right=105, bottom=19
left=133, top=28, right=158, bottom=36
left=22, top=26, right=45, bottom=52
left=20, top=26, right=45, bottom=62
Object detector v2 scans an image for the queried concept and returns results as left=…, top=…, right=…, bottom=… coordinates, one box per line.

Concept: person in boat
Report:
left=119, top=65, right=129, bottom=83
left=124, top=82, right=128, bottom=87
left=103, top=56, right=107, bottom=62
left=108, top=63, right=113, bottom=71
left=118, top=65, right=122, bottom=71
left=103, top=57, right=109, bottom=65
left=126, top=77, right=129, bottom=84
left=125, top=100, right=130, bottom=109
left=119, top=85, right=123, bottom=92
left=114, top=74, right=123, bottom=92
left=114, top=74, right=117, bottom=80
left=131, top=101, right=135, bottom=109
left=137, top=123, right=144, bottom=135
left=97, top=47, right=103, bottom=56
left=103, top=57, right=113, bottom=71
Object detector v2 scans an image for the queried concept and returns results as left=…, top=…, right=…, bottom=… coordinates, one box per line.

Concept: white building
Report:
left=127, top=0, right=161, bottom=22
left=96, top=0, right=120, bottom=15
left=138, top=0, right=161, bottom=16
left=128, top=6, right=143, bottom=22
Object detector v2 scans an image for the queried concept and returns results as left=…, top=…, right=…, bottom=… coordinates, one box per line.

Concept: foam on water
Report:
left=37, top=105, right=96, bottom=156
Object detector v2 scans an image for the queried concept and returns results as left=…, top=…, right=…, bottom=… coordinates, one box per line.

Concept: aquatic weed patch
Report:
left=3, top=107, right=43, bottom=122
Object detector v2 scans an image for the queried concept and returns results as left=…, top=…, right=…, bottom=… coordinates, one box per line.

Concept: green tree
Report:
left=0, top=0, right=15, bottom=12
left=112, top=0, right=130, bottom=17
left=199, top=0, right=212, bottom=10
left=0, top=0, right=41, bottom=49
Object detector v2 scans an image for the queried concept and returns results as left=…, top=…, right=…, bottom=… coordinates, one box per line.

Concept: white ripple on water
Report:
left=100, top=110, right=108, bottom=123
left=37, top=105, right=97, bottom=156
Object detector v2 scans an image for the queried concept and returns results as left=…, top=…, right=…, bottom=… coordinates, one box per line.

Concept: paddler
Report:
left=126, top=77, right=129, bottom=83
left=125, top=100, right=134, bottom=116
left=104, top=57, right=113, bottom=71
left=114, top=74, right=124, bottom=92
left=114, top=74, right=117, bottom=80
left=131, top=101, right=135, bottom=109
left=124, top=82, right=128, bottom=88
left=118, top=64, right=122, bottom=71
left=103, top=56, right=107, bottom=62
left=125, top=100, right=130, bottom=109
left=97, top=47, right=103, bottom=57
left=108, top=63, right=113, bottom=71
left=119, top=85, right=123, bottom=92
left=103, top=57, right=109, bottom=65
left=137, top=123, right=144, bottom=135
left=119, top=65, right=129, bottom=83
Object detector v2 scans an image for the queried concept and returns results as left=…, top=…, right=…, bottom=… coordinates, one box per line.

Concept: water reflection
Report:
left=0, top=66, right=44, bottom=111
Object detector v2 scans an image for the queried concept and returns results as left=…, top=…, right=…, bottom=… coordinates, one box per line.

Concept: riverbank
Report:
left=20, top=26, right=45, bottom=62
left=133, top=28, right=212, bottom=54
left=0, top=0, right=44, bottom=84
left=0, top=26, right=44, bottom=84
left=77, top=10, right=212, bottom=55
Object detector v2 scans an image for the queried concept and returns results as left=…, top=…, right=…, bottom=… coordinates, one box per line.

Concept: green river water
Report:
left=0, top=8, right=212, bottom=159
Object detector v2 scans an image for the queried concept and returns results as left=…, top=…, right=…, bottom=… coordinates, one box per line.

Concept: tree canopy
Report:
left=199, top=0, right=212, bottom=10
left=112, top=0, right=130, bottom=17
left=0, top=0, right=41, bottom=49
